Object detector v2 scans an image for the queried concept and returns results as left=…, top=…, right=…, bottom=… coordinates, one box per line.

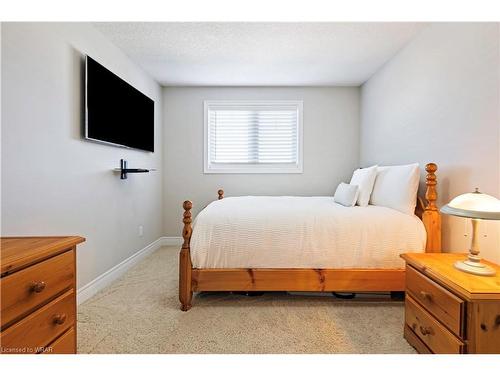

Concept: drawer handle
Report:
left=420, top=291, right=433, bottom=301
left=30, top=281, right=46, bottom=293
left=53, top=314, right=67, bottom=325
left=419, top=326, right=434, bottom=336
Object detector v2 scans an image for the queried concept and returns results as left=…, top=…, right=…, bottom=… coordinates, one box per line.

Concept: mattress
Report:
left=190, top=196, right=426, bottom=269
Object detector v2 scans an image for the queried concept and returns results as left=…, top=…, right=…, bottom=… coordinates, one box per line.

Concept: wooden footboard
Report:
left=179, top=164, right=441, bottom=311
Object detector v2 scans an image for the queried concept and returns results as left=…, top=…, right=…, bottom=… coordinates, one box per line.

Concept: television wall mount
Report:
left=114, top=159, right=155, bottom=179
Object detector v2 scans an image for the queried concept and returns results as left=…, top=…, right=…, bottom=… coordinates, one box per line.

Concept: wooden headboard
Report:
left=416, top=163, right=441, bottom=253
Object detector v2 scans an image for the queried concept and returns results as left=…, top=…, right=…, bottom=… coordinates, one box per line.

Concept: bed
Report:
left=179, top=163, right=441, bottom=311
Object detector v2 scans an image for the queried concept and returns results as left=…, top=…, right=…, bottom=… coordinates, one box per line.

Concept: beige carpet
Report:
left=77, top=246, right=416, bottom=354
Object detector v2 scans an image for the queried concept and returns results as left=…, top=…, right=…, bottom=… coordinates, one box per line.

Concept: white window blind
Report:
left=204, top=101, right=303, bottom=173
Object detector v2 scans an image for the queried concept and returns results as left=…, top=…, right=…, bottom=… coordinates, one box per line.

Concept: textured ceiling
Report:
left=94, top=22, right=426, bottom=86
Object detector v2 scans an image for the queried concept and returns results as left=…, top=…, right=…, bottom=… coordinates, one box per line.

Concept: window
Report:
left=204, top=100, right=303, bottom=173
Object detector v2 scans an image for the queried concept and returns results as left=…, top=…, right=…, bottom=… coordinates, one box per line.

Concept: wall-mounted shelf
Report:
left=114, top=159, right=156, bottom=179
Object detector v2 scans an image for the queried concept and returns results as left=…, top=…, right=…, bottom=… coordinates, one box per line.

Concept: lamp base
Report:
left=454, top=259, right=496, bottom=276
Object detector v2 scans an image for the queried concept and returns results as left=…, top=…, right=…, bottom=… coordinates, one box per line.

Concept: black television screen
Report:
left=85, top=56, right=154, bottom=152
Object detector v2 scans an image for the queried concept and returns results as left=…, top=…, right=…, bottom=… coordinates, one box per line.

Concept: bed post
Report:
left=179, top=200, right=193, bottom=311
left=422, top=163, right=441, bottom=253
left=218, top=189, right=224, bottom=200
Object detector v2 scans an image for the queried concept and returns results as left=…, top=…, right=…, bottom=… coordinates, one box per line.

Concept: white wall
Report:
left=1, top=23, right=164, bottom=288
left=360, top=23, right=500, bottom=263
left=163, top=86, right=360, bottom=235
left=0, top=24, right=2, bottom=236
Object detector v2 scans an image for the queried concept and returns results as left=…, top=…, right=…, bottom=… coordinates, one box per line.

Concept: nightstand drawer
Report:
left=0, top=289, right=75, bottom=353
left=1, top=250, right=75, bottom=329
left=406, top=265, right=464, bottom=336
left=40, top=327, right=75, bottom=354
left=405, top=295, right=464, bottom=354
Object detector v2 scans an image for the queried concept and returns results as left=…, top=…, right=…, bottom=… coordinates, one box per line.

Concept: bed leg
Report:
left=179, top=200, right=193, bottom=311
left=179, top=247, right=192, bottom=311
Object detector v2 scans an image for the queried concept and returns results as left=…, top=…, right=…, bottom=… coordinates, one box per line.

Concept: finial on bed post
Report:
left=218, top=189, right=224, bottom=200
left=179, top=200, right=193, bottom=311
left=422, top=163, right=441, bottom=253
left=425, top=163, right=438, bottom=211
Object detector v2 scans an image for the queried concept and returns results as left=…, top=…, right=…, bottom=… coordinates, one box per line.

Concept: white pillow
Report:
left=333, top=183, right=359, bottom=207
left=349, top=165, right=378, bottom=207
left=370, top=163, right=420, bottom=215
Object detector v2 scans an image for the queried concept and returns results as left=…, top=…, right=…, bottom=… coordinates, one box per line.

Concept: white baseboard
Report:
left=77, top=238, right=160, bottom=305
left=77, top=236, right=182, bottom=305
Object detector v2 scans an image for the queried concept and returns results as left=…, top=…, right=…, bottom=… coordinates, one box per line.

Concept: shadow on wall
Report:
left=439, top=166, right=472, bottom=253
left=418, top=164, right=472, bottom=253
left=70, top=46, right=86, bottom=141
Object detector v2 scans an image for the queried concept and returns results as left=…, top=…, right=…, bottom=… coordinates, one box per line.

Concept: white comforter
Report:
left=190, top=196, right=426, bottom=269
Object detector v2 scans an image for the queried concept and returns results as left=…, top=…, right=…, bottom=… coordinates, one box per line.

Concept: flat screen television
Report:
left=85, top=55, right=155, bottom=152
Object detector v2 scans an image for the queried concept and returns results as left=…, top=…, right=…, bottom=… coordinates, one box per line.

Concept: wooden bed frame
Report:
left=179, top=163, right=441, bottom=311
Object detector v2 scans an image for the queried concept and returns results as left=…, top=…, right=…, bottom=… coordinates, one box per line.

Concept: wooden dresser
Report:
left=1, top=236, right=85, bottom=354
left=401, top=253, right=500, bottom=354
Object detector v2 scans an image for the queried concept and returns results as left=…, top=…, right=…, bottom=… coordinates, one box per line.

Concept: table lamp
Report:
left=440, top=188, right=500, bottom=276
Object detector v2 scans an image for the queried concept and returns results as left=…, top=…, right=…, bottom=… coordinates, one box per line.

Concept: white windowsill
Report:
left=204, top=164, right=303, bottom=174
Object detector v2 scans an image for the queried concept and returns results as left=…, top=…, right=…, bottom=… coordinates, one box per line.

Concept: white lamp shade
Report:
left=440, top=190, right=500, bottom=220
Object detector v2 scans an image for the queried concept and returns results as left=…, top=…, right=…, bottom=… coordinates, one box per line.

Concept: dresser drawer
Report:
left=0, top=289, right=75, bottom=353
left=405, top=295, right=464, bottom=354
left=406, top=265, right=464, bottom=336
left=40, top=327, right=76, bottom=354
left=1, top=250, right=74, bottom=329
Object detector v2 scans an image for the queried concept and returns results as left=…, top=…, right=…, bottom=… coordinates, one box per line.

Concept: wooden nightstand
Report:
left=400, top=253, right=500, bottom=354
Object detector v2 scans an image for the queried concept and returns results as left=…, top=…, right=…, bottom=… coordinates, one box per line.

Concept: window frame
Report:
left=203, top=100, right=303, bottom=174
